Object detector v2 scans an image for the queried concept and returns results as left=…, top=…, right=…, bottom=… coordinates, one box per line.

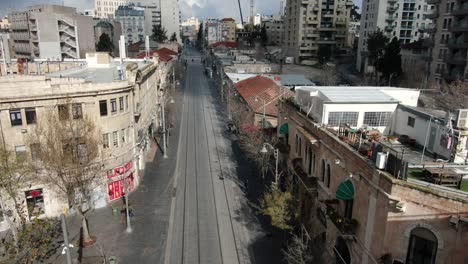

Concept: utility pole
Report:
left=60, top=214, right=73, bottom=264
left=124, top=178, right=132, bottom=233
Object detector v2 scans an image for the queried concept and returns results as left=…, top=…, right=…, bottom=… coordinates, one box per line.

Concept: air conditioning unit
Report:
left=376, top=152, right=387, bottom=169
left=455, top=109, right=468, bottom=129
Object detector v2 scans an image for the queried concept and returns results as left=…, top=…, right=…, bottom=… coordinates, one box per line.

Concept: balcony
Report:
left=326, top=204, right=358, bottom=235
left=387, top=6, right=398, bottom=13
left=452, top=5, right=468, bottom=16
left=449, top=22, right=468, bottom=32
left=400, top=25, right=414, bottom=30
left=322, top=11, right=334, bottom=18
left=401, top=16, right=415, bottom=21
left=447, top=38, right=468, bottom=48
left=317, top=37, right=336, bottom=44
left=427, top=0, right=440, bottom=4
left=443, top=69, right=465, bottom=81
left=425, top=10, right=439, bottom=19
left=385, top=25, right=396, bottom=32
left=444, top=54, right=467, bottom=65
left=423, top=25, right=437, bottom=33
left=386, top=16, right=396, bottom=22
left=403, top=7, right=416, bottom=12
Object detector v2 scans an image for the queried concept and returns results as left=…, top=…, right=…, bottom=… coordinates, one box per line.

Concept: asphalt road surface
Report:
left=166, top=47, right=248, bottom=264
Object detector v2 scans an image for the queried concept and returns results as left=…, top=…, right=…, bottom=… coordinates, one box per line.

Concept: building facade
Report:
left=0, top=53, right=175, bottom=232
left=357, top=0, right=434, bottom=72
left=9, top=5, right=95, bottom=60
left=181, top=17, right=200, bottom=42
left=279, top=96, right=468, bottom=264
left=160, top=0, right=181, bottom=43
left=221, top=18, right=237, bottom=42
left=424, top=0, right=468, bottom=84
left=0, top=17, right=10, bottom=31
left=115, top=4, right=146, bottom=45
left=94, top=0, right=129, bottom=19
left=284, top=0, right=354, bottom=65
left=262, top=15, right=284, bottom=46
left=94, top=19, right=123, bottom=57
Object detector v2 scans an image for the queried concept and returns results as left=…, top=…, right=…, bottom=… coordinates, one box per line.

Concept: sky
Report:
left=0, top=0, right=362, bottom=21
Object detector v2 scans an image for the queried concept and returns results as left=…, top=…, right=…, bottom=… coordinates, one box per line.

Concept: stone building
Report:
left=278, top=91, right=468, bottom=264
left=261, top=15, right=284, bottom=46
left=220, top=18, right=237, bottom=42
left=0, top=52, right=176, bottom=232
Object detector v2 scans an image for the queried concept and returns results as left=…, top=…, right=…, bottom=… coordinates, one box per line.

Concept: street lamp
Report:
left=260, top=143, right=279, bottom=184
left=161, top=95, right=174, bottom=158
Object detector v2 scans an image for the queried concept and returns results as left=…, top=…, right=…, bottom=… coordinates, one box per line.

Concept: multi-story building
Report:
left=115, top=4, right=146, bottom=45
left=357, top=0, right=434, bottom=72
left=284, top=0, right=354, bottom=65
left=424, top=0, right=468, bottom=84
left=0, top=52, right=176, bottom=231
left=160, top=0, right=181, bottom=43
left=0, top=17, right=10, bottom=31
left=261, top=15, right=284, bottom=46
left=9, top=5, right=95, bottom=60
left=94, top=0, right=129, bottom=19
left=204, top=19, right=223, bottom=45
left=94, top=19, right=123, bottom=57
left=220, top=18, right=237, bottom=42
left=279, top=86, right=468, bottom=264
left=0, top=33, right=12, bottom=64
left=181, top=17, right=200, bottom=42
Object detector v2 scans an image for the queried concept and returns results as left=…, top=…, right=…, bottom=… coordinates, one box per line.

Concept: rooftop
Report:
left=136, top=47, right=178, bottom=61
left=277, top=74, right=314, bottom=87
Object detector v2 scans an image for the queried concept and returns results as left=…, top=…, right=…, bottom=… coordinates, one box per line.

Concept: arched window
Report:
left=326, top=164, right=331, bottom=188
left=307, top=148, right=313, bottom=176
left=321, top=160, right=325, bottom=181
left=406, top=227, right=438, bottom=264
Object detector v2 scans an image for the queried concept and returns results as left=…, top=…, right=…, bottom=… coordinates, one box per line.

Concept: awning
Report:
left=297, top=126, right=318, bottom=144
left=279, top=123, right=289, bottom=134
left=336, top=179, right=355, bottom=200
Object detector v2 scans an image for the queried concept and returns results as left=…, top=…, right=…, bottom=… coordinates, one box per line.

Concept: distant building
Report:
left=400, top=39, right=431, bottom=88
left=261, top=15, right=284, bottom=46
left=94, top=0, right=129, bottom=19
left=9, top=5, right=95, bottom=60
left=221, top=18, right=237, bottom=42
left=284, top=0, right=354, bottom=65
left=0, top=17, right=10, bottom=32
left=115, top=4, right=147, bottom=45
left=253, top=13, right=262, bottom=26
left=357, top=0, right=434, bottom=72
left=347, top=21, right=360, bottom=49
left=205, top=19, right=223, bottom=45
left=0, top=33, right=12, bottom=64
left=181, top=17, right=200, bottom=42
left=94, top=20, right=122, bottom=57
left=160, top=0, right=181, bottom=43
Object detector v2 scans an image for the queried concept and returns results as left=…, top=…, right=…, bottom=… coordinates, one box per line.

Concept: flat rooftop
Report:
left=47, top=61, right=149, bottom=83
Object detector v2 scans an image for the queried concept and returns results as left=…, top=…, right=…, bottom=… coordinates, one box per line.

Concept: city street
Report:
left=165, top=47, right=282, bottom=264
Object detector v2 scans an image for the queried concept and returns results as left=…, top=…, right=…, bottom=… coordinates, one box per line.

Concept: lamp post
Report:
left=161, top=95, right=175, bottom=159
left=260, top=143, right=279, bottom=184
left=124, top=176, right=132, bottom=233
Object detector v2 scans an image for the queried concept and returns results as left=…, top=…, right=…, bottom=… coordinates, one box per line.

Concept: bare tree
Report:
left=28, top=101, right=103, bottom=246
left=318, top=65, right=339, bottom=86
left=432, top=81, right=468, bottom=111
left=283, top=228, right=314, bottom=264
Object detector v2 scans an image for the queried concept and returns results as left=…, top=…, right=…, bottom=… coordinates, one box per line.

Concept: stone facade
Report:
left=279, top=99, right=468, bottom=264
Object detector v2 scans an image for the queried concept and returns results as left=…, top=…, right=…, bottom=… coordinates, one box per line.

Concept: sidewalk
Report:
left=51, top=86, right=184, bottom=264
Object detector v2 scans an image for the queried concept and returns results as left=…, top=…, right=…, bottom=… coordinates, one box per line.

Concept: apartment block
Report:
left=181, top=17, right=200, bottom=42
left=115, top=4, right=146, bottom=45
left=94, top=0, right=129, bottom=19
left=261, top=15, right=284, bottom=46
left=220, top=18, right=237, bottom=42
left=283, top=0, right=353, bottom=65
left=160, top=0, right=181, bottom=43
left=425, top=0, right=468, bottom=84
left=357, top=0, right=434, bottom=72
left=9, top=5, right=95, bottom=60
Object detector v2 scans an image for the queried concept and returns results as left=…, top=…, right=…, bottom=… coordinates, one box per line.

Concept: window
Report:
left=363, top=112, right=392, bottom=127
left=407, top=116, right=415, bottom=127
left=58, top=105, right=70, bottom=120
left=321, top=160, right=325, bottom=181
left=72, top=103, right=82, bottom=119
left=15, top=145, right=26, bottom=162
left=25, top=189, right=45, bottom=219
left=119, top=97, right=124, bottom=111
left=121, top=129, right=126, bottom=143
left=406, top=228, right=437, bottom=264
left=113, top=131, right=118, bottom=147
left=99, top=100, right=108, bottom=116
left=328, top=112, right=359, bottom=127
left=25, top=108, right=36, bottom=124
left=111, top=99, right=117, bottom=114
left=103, top=133, right=110, bottom=148
left=344, top=199, right=353, bottom=219
left=30, top=143, right=40, bottom=161
left=10, top=109, right=22, bottom=126
left=326, top=164, right=331, bottom=188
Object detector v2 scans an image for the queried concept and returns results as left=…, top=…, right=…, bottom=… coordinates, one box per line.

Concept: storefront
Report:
left=107, top=161, right=136, bottom=201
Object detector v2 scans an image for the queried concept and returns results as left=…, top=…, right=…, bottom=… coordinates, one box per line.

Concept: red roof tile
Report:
left=221, top=18, right=236, bottom=22
left=135, top=47, right=178, bottom=61
left=210, top=41, right=238, bottom=48
left=235, top=75, right=289, bottom=117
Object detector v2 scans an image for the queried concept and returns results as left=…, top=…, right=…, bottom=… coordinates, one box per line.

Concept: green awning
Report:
left=279, top=123, right=289, bottom=134
left=336, top=179, right=355, bottom=200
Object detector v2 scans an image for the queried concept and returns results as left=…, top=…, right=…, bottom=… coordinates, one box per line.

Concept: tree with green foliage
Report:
left=96, top=33, right=114, bottom=53
left=351, top=5, right=361, bottom=21
left=170, top=32, right=177, bottom=42
left=197, top=23, right=204, bottom=47
left=260, top=24, right=268, bottom=47
left=317, top=45, right=332, bottom=64
left=152, top=25, right=168, bottom=43
left=260, top=183, right=294, bottom=230
left=381, top=37, right=402, bottom=84
left=366, top=30, right=388, bottom=81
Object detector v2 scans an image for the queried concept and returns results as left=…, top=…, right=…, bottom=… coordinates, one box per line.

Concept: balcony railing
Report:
left=447, top=37, right=468, bottom=48
left=452, top=4, right=468, bottom=16
left=425, top=10, right=439, bottom=19
left=444, top=54, right=467, bottom=65
left=326, top=204, right=359, bottom=235
left=427, top=0, right=440, bottom=4
left=449, top=22, right=468, bottom=32
left=385, top=25, right=396, bottom=32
